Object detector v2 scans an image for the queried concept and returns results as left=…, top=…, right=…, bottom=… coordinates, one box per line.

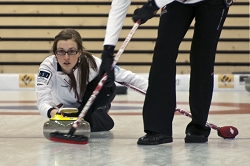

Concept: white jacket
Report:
left=104, top=0, right=203, bottom=46
left=36, top=55, right=148, bottom=118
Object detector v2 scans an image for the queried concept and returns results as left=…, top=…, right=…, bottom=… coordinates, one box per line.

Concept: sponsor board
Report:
left=218, top=74, right=234, bottom=88
left=19, top=74, right=35, bottom=88
left=239, top=75, right=249, bottom=85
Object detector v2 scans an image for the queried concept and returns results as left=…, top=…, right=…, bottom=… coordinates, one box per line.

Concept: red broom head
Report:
left=217, top=126, right=239, bottom=139
left=49, top=132, right=89, bottom=144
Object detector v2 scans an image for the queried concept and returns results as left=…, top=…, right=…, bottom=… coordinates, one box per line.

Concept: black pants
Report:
left=78, top=76, right=116, bottom=132
left=143, top=0, right=229, bottom=136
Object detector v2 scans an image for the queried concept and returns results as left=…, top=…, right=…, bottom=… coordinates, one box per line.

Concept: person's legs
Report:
left=90, top=103, right=114, bottom=132
left=78, top=76, right=116, bottom=132
left=138, top=2, right=195, bottom=145
left=186, top=0, right=229, bottom=143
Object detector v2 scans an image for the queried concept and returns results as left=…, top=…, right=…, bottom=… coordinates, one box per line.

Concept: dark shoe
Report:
left=185, top=132, right=208, bottom=143
left=137, top=133, right=173, bottom=145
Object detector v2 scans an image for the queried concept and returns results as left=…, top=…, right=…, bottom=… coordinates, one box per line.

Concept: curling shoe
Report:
left=185, top=132, right=208, bottom=143
left=137, top=132, right=173, bottom=145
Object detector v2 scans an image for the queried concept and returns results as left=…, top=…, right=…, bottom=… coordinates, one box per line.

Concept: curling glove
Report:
left=132, top=0, right=159, bottom=24
left=99, top=45, right=115, bottom=87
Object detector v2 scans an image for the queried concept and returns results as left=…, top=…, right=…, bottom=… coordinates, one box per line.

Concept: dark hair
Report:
left=52, top=28, right=98, bottom=97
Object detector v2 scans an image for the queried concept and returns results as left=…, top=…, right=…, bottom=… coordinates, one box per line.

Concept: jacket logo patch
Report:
left=37, top=69, right=52, bottom=85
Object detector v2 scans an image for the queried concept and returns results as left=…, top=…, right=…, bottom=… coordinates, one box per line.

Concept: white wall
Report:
left=0, top=73, right=248, bottom=91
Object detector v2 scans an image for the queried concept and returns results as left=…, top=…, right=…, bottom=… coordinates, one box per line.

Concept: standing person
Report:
left=36, top=28, right=148, bottom=132
left=132, top=0, right=232, bottom=145
left=97, top=0, right=177, bottom=137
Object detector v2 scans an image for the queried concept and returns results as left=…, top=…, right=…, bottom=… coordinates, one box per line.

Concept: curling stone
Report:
left=245, top=76, right=250, bottom=92
left=43, top=108, right=90, bottom=140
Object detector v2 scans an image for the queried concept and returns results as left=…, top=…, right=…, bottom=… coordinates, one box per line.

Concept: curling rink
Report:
left=0, top=74, right=250, bottom=166
left=0, top=87, right=250, bottom=166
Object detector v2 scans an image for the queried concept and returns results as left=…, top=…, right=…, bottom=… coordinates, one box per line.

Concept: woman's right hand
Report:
left=50, top=109, right=58, bottom=118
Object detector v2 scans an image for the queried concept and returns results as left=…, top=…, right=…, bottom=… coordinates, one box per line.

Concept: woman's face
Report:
left=55, top=39, right=81, bottom=74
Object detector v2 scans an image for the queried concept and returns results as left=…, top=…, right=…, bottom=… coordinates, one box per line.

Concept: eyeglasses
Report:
left=55, top=49, right=79, bottom=56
